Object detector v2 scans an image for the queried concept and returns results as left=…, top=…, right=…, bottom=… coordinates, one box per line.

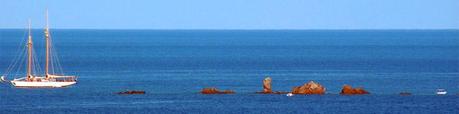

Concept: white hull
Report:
left=11, top=80, right=76, bottom=88
left=436, top=91, right=447, bottom=95
left=436, top=89, right=447, bottom=95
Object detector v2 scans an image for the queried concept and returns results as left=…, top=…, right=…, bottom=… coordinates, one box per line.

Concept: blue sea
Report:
left=1, top=30, right=459, bottom=113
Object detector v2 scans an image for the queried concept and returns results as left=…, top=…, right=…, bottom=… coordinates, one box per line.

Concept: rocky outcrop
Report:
left=263, top=77, right=272, bottom=93
left=340, top=85, right=369, bottom=95
left=291, top=81, right=326, bottom=94
left=201, top=87, right=235, bottom=94
left=256, top=77, right=290, bottom=94
left=117, top=90, right=145, bottom=95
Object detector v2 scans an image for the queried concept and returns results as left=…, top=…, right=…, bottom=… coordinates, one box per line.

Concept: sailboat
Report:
left=2, top=11, right=77, bottom=88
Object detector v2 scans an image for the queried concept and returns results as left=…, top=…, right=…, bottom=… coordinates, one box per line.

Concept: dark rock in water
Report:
left=272, top=91, right=290, bottom=94
left=201, top=87, right=235, bottom=94
left=399, top=92, right=412, bottom=96
left=291, top=81, right=326, bottom=94
left=117, top=90, right=146, bottom=95
left=340, top=85, right=369, bottom=95
left=256, top=91, right=290, bottom=94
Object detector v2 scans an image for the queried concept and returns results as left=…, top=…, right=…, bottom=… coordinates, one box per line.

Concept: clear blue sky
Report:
left=2, top=0, right=459, bottom=29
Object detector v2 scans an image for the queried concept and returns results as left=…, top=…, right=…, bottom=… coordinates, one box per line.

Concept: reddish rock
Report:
left=117, top=90, right=145, bottom=95
left=201, top=87, right=235, bottom=94
left=255, top=77, right=290, bottom=94
left=263, top=77, right=272, bottom=93
left=291, top=81, right=326, bottom=94
left=340, top=85, right=369, bottom=95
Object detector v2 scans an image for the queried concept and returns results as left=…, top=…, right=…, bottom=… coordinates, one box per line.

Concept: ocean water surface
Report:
left=1, top=30, right=459, bottom=113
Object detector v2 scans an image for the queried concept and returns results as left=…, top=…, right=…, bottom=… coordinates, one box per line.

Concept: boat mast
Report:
left=45, top=10, right=50, bottom=78
left=27, top=20, right=33, bottom=80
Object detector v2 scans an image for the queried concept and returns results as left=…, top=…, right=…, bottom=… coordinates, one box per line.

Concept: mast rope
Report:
left=47, top=27, right=65, bottom=75
left=2, top=17, right=68, bottom=79
left=10, top=46, right=27, bottom=78
left=2, top=28, right=28, bottom=78
left=31, top=47, right=43, bottom=76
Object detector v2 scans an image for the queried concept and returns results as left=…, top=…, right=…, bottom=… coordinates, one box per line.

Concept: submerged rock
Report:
left=399, top=92, right=412, bottom=96
left=340, top=85, right=369, bottom=95
left=291, top=81, right=326, bottom=94
left=256, top=91, right=290, bottom=94
left=117, top=90, right=146, bottom=95
left=201, top=87, right=235, bottom=94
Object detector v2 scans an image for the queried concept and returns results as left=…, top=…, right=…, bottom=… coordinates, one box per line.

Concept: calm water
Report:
left=1, top=30, right=459, bottom=113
